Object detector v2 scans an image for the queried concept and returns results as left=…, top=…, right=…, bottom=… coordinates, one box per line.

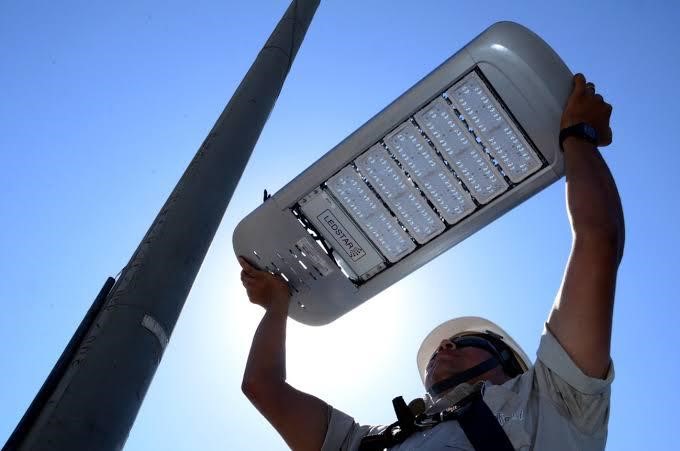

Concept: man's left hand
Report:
left=560, top=73, right=613, bottom=147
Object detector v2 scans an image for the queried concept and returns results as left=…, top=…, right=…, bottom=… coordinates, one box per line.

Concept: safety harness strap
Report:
left=358, top=391, right=515, bottom=451
left=458, top=391, right=515, bottom=450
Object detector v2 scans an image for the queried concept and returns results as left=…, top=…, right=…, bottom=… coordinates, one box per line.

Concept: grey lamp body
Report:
left=233, top=21, right=572, bottom=326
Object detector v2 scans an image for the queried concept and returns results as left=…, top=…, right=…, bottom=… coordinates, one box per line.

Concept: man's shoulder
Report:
left=536, top=326, right=614, bottom=396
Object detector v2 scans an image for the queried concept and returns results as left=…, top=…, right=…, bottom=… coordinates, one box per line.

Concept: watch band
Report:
left=559, top=123, right=598, bottom=152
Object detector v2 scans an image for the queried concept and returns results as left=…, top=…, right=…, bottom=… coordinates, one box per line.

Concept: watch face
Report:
left=583, top=124, right=597, bottom=141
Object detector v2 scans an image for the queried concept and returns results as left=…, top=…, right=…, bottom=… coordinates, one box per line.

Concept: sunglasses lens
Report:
left=452, top=336, right=498, bottom=356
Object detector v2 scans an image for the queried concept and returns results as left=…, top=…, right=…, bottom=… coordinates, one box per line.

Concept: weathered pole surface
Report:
left=4, top=1, right=320, bottom=449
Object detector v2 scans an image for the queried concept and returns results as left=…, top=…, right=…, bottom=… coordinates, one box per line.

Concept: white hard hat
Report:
left=416, top=316, right=531, bottom=386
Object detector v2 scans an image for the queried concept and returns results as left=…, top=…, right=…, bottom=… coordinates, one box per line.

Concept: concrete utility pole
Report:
left=4, top=1, right=320, bottom=449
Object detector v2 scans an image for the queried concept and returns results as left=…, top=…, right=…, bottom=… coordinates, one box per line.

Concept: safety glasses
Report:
left=429, top=334, right=505, bottom=364
left=451, top=335, right=505, bottom=361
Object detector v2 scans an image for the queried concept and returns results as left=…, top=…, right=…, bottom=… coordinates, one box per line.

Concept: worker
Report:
left=238, top=73, right=623, bottom=450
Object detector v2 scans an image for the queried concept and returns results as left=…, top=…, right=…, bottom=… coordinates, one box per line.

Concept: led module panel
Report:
left=413, top=98, right=508, bottom=204
left=446, top=71, right=543, bottom=183
left=233, top=22, right=573, bottom=325
left=354, top=145, right=446, bottom=245
left=383, top=123, right=477, bottom=220
left=326, top=166, right=417, bottom=262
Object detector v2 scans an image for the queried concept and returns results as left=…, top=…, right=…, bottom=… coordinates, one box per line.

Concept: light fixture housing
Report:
left=233, top=21, right=572, bottom=325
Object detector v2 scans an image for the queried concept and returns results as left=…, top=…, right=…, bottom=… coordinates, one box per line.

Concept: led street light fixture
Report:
left=233, top=22, right=573, bottom=325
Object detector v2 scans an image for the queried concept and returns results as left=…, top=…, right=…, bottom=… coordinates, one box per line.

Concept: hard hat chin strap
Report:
left=429, top=356, right=500, bottom=397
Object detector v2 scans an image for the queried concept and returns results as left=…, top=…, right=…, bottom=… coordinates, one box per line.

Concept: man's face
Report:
left=424, top=337, right=496, bottom=391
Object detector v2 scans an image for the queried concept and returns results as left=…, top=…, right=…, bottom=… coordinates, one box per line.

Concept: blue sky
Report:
left=1, top=1, right=679, bottom=449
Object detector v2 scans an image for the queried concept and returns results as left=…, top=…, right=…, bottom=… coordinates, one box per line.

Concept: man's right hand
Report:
left=238, top=257, right=290, bottom=314
left=240, top=256, right=330, bottom=451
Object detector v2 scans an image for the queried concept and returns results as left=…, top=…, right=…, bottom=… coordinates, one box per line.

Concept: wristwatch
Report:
left=559, top=123, right=598, bottom=152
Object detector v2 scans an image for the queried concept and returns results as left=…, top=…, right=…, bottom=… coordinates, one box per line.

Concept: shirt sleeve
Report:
left=321, top=405, right=385, bottom=451
left=533, top=325, right=615, bottom=435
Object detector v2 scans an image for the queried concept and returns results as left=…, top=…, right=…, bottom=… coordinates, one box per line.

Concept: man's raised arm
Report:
left=547, top=73, right=625, bottom=378
left=239, top=257, right=330, bottom=450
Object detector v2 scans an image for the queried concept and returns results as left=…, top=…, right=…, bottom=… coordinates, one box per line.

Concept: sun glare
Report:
left=285, top=282, right=411, bottom=398
left=211, top=257, right=425, bottom=408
